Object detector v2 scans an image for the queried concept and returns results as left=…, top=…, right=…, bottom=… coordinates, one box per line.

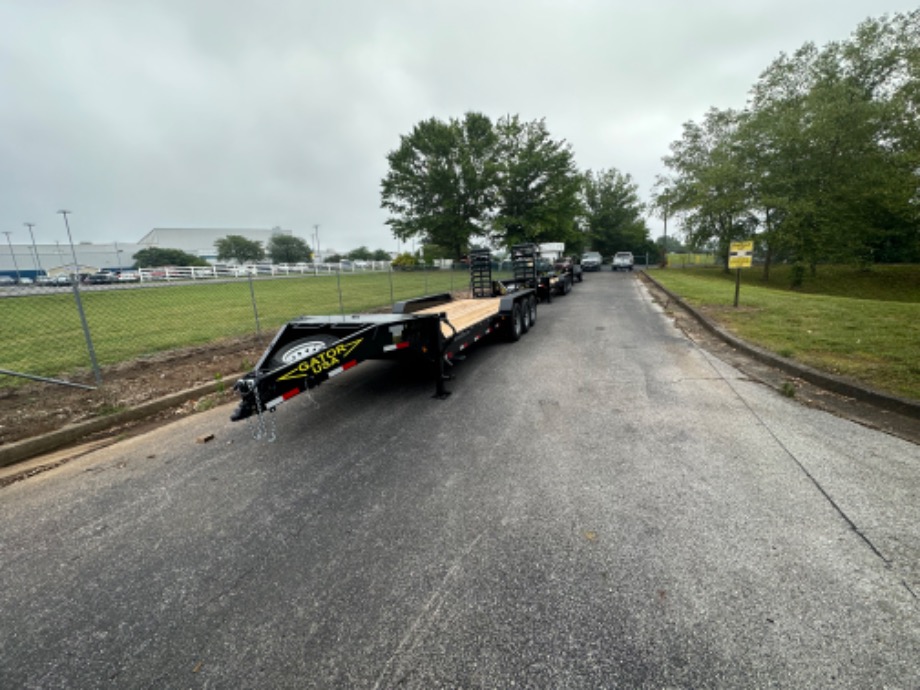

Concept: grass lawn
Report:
left=648, top=264, right=920, bottom=401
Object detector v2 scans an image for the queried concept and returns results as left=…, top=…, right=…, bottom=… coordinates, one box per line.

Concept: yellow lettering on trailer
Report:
left=277, top=339, right=363, bottom=381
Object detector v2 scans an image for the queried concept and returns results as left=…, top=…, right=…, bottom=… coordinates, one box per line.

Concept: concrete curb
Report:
left=0, top=375, right=243, bottom=470
left=639, top=271, right=920, bottom=421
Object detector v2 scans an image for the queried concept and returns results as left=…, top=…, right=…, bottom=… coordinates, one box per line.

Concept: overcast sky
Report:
left=1, top=0, right=915, bottom=254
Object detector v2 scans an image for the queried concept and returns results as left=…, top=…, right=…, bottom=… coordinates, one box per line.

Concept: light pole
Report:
left=3, top=231, right=22, bottom=283
left=57, top=210, right=82, bottom=278
left=25, top=222, right=43, bottom=274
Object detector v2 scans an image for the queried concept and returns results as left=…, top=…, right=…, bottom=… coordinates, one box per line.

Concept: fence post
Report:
left=336, top=270, right=344, bottom=315
left=58, top=210, right=102, bottom=386
left=247, top=273, right=262, bottom=338
left=70, top=280, right=103, bottom=386
left=388, top=264, right=395, bottom=306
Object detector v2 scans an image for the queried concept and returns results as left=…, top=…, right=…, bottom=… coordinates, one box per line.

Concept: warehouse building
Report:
left=1, top=227, right=300, bottom=278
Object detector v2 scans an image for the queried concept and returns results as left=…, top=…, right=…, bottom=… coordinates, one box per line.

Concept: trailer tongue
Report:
left=230, top=250, right=538, bottom=434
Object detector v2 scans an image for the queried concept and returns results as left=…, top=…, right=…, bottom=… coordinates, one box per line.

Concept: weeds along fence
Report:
left=0, top=265, right=486, bottom=390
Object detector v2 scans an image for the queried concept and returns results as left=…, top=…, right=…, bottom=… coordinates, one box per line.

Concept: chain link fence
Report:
left=1, top=265, right=481, bottom=391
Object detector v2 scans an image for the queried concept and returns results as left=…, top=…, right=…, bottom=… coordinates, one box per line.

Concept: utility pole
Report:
left=3, top=231, right=22, bottom=283
left=25, top=222, right=43, bottom=274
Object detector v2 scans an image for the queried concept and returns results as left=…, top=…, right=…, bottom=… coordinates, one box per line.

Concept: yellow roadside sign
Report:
left=729, top=240, right=754, bottom=269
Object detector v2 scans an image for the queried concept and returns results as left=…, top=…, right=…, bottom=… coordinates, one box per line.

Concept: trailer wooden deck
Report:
left=417, top=297, right=503, bottom=337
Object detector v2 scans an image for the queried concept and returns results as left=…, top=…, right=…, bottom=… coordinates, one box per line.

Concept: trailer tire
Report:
left=526, top=295, right=537, bottom=328
left=521, top=300, right=531, bottom=333
left=507, top=303, right=524, bottom=342
left=268, top=334, right=339, bottom=369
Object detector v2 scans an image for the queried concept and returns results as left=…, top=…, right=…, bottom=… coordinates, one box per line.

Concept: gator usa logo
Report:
left=277, top=339, right=363, bottom=381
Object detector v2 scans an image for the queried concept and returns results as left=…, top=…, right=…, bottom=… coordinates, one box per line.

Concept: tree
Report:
left=381, top=112, right=498, bottom=260
left=581, top=168, right=650, bottom=257
left=490, top=115, right=583, bottom=248
left=390, top=252, right=418, bottom=270
left=216, top=235, right=264, bottom=264
left=267, top=234, right=311, bottom=264
left=659, top=10, right=920, bottom=277
left=372, top=249, right=392, bottom=261
left=347, top=246, right=373, bottom=261
left=662, top=108, right=751, bottom=271
left=133, top=247, right=208, bottom=267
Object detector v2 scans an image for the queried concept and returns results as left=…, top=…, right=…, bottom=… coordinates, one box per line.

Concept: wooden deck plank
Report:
left=416, top=298, right=503, bottom=337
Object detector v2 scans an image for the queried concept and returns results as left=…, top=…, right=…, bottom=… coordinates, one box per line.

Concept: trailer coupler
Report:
left=230, top=378, right=258, bottom=421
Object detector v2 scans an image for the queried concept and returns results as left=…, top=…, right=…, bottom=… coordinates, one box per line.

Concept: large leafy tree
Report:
left=133, top=247, right=208, bottom=267
left=216, top=235, right=264, bottom=264
left=381, top=112, right=498, bottom=259
left=267, top=234, right=311, bottom=264
left=582, top=168, right=650, bottom=257
left=490, top=115, right=583, bottom=248
left=662, top=107, right=752, bottom=270
left=660, top=10, right=920, bottom=274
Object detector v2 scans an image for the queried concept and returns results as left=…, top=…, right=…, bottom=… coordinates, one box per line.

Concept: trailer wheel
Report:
left=507, top=303, right=523, bottom=342
left=521, top=301, right=531, bottom=333
left=268, top=334, right=339, bottom=369
left=526, top=295, right=537, bottom=328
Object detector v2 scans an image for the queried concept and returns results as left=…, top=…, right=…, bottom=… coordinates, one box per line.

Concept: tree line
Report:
left=380, top=113, right=653, bottom=261
left=652, top=10, right=919, bottom=276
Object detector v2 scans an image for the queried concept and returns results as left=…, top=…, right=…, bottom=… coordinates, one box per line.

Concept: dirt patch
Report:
left=0, top=335, right=266, bottom=448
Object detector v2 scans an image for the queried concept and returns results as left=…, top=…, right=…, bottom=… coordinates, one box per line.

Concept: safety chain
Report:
left=247, top=384, right=276, bottom=443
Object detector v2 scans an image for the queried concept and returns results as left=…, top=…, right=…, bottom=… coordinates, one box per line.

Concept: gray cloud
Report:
left=1, top=0, right=913, bottom=252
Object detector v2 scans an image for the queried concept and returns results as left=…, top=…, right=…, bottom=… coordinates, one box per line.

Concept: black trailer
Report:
left=230, top=250, right=538, bottom=429
left=501, top=243, right=573, bottom=302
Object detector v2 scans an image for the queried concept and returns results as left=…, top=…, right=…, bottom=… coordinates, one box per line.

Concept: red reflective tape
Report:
left=342, top=359, right=358, bottom=371
left=282, top=389, right=300, bottom=401
left=395, top=341, right=410, bottom=350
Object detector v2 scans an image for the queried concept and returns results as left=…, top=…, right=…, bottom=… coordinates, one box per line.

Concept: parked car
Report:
left=581, top=251, right=603, bottom=271
left=0, top=275, right=15, bottom=286
left=85, top=272, right=116, bottom=284
left=612, top=251, right=635, bottom=271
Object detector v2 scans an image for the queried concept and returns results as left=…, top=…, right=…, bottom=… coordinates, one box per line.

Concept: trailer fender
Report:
left=267, top=334, right=340, bottom=369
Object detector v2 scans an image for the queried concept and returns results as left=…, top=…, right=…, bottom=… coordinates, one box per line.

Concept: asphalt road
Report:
left=2, top=271, right=918, bottom=688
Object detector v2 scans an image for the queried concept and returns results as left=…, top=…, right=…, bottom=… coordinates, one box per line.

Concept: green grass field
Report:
left=1, top=270, right=472, bottom=384
left=649, top=264, right=920, bottom=400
